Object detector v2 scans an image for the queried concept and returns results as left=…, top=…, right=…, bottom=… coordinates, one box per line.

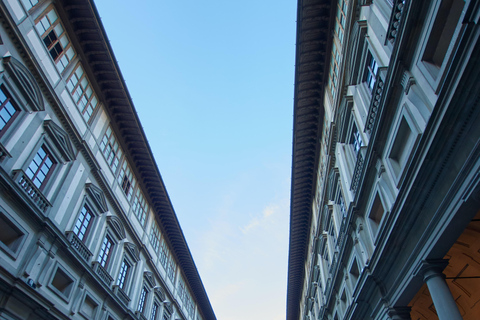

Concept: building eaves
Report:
left=287, top=0, right=336, bottom=320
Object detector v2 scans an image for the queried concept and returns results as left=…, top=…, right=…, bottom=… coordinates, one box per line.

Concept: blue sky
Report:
left=95, top=1, right=297, bottom=319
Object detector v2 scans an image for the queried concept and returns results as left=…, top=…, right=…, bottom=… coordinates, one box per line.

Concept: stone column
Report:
left=417, top=260, right=462, bottom=320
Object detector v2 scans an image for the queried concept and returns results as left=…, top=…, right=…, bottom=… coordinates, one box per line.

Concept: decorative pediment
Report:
left=154, top=285, right=166, bottom=302
left=3, top=56, right=44, bottom=111
left=86, top=183, right=108, bottom=213
left=124, top=242, right=140, bottom=262
left=144, top=271, right=155, bottom=288
left=43, top=120, right=75, bottom=161
left=164, top=302, right=173, bottom=314
left=107, top=215, right=126, bottom=240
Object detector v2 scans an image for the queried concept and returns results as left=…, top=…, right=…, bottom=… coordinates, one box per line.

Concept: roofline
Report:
left=287, top=0, right=336, bottom=319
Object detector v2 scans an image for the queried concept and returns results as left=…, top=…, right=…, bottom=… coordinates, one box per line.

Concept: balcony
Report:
left=113, top=285, right=131, bottom=306
left=66, top=231, right=92, bottom=262
left=386, top=0, right=406, bottom=45
left=365, top=67, right=388, bottom=133
left=92, top=261, right=113, bottom=286
left=12, top=169, right=51, bottom=212
left=350, top=145, right=367, bottom=194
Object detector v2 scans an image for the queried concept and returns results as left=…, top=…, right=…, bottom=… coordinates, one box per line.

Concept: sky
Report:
left=95, top=1, right=297, bottom=319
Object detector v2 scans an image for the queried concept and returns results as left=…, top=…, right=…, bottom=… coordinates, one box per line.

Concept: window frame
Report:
left=25, top=143, right=57, bottom=191
left=0, top=85, right=20, bottom=137
left=34, top=5, right=76, bottom=72
left=100, top=125, right=123, bottom=174
left=97, top=233, right=115, bottom=269
left=0, top=206, right=29, bottom=259
left=47, top=262, right=76, bottom=302
left=66, top=63, right=99, bottom=124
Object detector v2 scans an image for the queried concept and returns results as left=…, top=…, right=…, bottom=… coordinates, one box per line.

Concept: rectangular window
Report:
left=118, top=160, right=136, bottom=201
left=20, top=0, right=39, bottom=11
left=0, top=211, right=26, bottom=256
left=150, top=222, right=161, bottom=253
left=350, top=122, right=363, bottom=157
left=26, top=145, right=56, bottom=189
left=97, top=235, right=114, bottom=268
left=334, top=0, right=348, bottom=43
left=51, top=267, right=74, bottom=297
left=137, top=286, right=148, bottom=313
left=150, top=302, right=159, bottom=320
left=66, top=64, right=99, bottom=123
left=167, top=256, right=176, bottom=282
left=73, top=204, right=93, bottom=242
left=116, top=259, right=131, bottom=290
left=35, top=7, right=75, bottom=72
left=132, top=188, right=148, bottom=226
left=100, top=126, right=123, bottom=173
left=159, top=240, right=169, bottom=268
left=364, top=52, right=378, bottom=92
left=0, top=86, right=19, bottom=133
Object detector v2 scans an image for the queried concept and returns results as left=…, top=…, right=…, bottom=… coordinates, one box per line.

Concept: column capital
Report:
left=388, top=306, right=412, bottom=320
left=413, top=259, right=449, bottom=279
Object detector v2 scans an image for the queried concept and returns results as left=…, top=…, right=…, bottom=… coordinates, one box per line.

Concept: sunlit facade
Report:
left=288, top=0, right=480, bottom=319
left=0, top=1, right=216, bottom=319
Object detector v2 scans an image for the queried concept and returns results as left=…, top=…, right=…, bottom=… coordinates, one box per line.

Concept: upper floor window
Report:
left=118, top=160, right=136, bottom=201
left=0, top=86, right=19, bottom=133
left=73, top=204, right=93, bottom=242
left=116, top=258, right=131, bottom=290
left=150, top=222, right=162, bottom=253
left=100, top=126, right=123, bottom=173
left=26, top=144, right=56, bottom=189
left=35, top=7, right=75, bottom=72
left=132, top=188, right=148, bottom=226
left=137, top=286, right=148, bottom=313
left=66, top=64, right=99, bottom=123
left=20, top=0, right=39, bottom=11
left=350, top=122, right=363, bottom=157
left=328, top=43, right=341, bottom=100
left=364, top=52, right=378, bottom=92
left=334, top=0, right=348, bottom=43
left=150, top=301, right=159, bottom=320
left=97, top=234, right=114, bottom=268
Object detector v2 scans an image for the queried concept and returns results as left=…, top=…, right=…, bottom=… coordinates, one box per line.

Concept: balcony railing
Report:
left=386, top=0, right=406, bottom=45
left=66, top=231, right=92, bottom=262
left=113, top=285, right=131, bottom=306
left=92, top=261, right=113, bottom=286
left=12, top=169, right=51, bottom=212
left=365, top=67, right=388, bottom=133
left=350, top=146, right=367, bottom=194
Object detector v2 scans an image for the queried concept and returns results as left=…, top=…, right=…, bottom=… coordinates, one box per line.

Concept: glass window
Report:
left=67, top=64, right=99, bottom=123
left=97, top=235, right=114, bottom=268
left=118, top=160, right=136, bottom=201
left=116, top=259, right=131, bottom=290
left=364, top=52, right=379, bottom=92
left=132, top=188, right=148, bottom=226
left=150, top=302, right=159, bottom=320
left=73, top=204, right=93, bottom=242
left=26, top=145, right=56, bottom=189
left=150, top=222, right=162, bottom=253
left=137, top=286, right=148, bottom=313
left=35, top=7, right=75, bottom=72
left=100, top=126, right=123, bottom=173
left=0, top=86, right=19, bottom=132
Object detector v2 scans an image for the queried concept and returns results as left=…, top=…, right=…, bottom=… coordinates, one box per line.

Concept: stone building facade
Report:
left=0, top=1, right=216, bottom=319
left=287, top=0, right=480, bottom=319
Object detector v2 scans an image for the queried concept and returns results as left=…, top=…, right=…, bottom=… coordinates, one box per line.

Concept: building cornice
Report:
left=287, top=1, right=336, bottom=320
